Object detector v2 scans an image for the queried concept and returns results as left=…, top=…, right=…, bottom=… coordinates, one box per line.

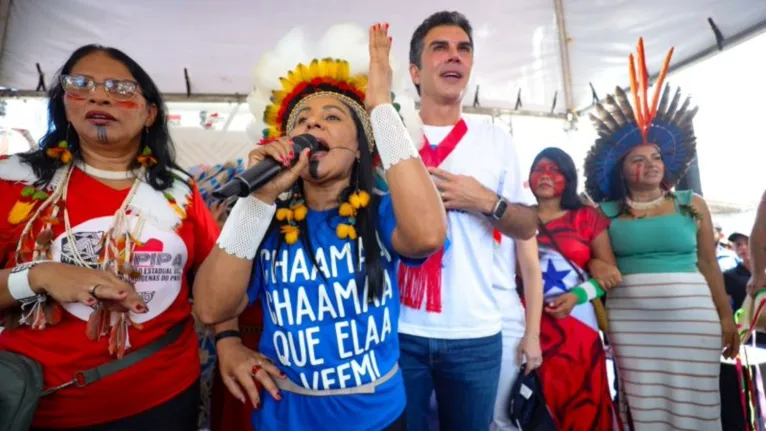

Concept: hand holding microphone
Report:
left=247, top=137, right=311, bottom=204
left=212, top=135, right=316, bottom=202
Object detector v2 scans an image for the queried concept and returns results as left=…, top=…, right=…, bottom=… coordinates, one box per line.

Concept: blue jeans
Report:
left=399, top=332, right=503, bottom=431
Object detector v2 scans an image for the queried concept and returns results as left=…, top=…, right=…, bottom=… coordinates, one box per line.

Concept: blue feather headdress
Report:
left=193, top=159, right=246, bottom=206
left=583, top=38, right=699, bottom=202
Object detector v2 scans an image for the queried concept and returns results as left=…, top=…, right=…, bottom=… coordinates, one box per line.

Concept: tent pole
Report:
left=553, top=0, right=575, bottom=115
left=0, top=0, right=12, bottom=74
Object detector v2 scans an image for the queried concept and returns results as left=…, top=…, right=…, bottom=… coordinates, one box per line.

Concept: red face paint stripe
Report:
left=64, top=93, right=86, bottom=101
left=116, top=101, right=141, bottom=109
left=633, top=163, right=642, bottom=184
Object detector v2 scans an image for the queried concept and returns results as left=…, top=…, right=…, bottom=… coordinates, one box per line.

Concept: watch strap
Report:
left=214, top=330, right=241, bottom=344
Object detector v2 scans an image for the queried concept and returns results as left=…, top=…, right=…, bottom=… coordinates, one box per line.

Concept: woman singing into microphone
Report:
left=193, top=23, right=446, bottom=431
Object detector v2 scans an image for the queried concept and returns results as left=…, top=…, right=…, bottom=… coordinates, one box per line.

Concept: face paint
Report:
left=65, top=93, right=86, bottom=101
left=530, top=161, right=566, bottom=196
left=116, top=100, right=141, bottom=109
left=96, top=125, right=108, bottom=144
left=309, top=160, right=320, bottom=179
left=633, top=163, right=642, bottom=184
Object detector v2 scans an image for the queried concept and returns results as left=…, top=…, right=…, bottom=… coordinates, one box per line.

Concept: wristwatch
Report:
left=486, top=196, right=509, bottom=221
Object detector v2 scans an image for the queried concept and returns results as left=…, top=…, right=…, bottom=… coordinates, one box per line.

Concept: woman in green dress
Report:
left=582, top=38, right=739, bottom=431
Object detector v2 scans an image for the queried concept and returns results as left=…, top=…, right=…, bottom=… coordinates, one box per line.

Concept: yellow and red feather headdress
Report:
left=246, top=24, right=421, bottom=151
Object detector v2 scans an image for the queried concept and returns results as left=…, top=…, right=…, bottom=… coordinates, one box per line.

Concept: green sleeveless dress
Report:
left=600, top=190, right=723, bottom=430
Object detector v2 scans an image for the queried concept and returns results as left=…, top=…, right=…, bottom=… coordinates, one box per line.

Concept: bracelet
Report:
left=370, top=104, right=421, bottom=170
left=216, top=196, right=276, bottom=260
left=571, top=279, right=605, bottom=305
left=8, top=261, right=48, bottom=301
left=214, top=330, right=242, bottom=345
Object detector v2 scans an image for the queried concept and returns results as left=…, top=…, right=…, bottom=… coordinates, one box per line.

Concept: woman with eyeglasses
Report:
left=0, top=45, right=219, bottom=430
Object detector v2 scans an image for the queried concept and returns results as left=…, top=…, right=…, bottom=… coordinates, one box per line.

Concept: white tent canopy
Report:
left=0, top=0, right=765, bottom=116
left=0, top=0, right=764, bottom=213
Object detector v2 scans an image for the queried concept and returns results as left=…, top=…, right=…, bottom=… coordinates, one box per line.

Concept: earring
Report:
left=276, top=185, right=308, bottom=245
left=137, top=128, right=157, bottom=168
left=337, top=159, right=369, bottom=241
left=46, top=123, right=73, bottom=164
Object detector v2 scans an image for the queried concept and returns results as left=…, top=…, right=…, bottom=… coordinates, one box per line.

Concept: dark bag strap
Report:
left=537, top=218, right=586, bottom=283
left=42, top=320, right=187, bottom=396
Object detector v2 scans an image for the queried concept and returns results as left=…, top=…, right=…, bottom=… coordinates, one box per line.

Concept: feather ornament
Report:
left=245, top=23, right=419, bottom=150
left=582, top=38, right=699, bottom=203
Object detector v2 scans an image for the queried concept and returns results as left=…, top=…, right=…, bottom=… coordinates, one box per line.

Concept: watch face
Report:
left=494, top=199, right=508, bottom=219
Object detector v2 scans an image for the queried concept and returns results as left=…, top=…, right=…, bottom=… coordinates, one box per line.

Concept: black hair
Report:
left=409, top=11, right=473, bottom=94
left=20, top=44, right=183, bottom=191
left=529, top=147, right=582, bottom=210
left=262, top=107, right=385, bottom=302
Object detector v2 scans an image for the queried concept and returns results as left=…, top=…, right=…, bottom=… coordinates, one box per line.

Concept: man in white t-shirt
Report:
left=398, top=11, right=539, bottom=430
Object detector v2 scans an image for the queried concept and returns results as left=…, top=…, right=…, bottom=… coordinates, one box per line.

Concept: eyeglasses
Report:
left=60, top=74, right=140, bottom=101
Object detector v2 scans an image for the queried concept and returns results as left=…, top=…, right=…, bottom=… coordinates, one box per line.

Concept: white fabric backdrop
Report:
left=1, top=0, right=764, bottom=115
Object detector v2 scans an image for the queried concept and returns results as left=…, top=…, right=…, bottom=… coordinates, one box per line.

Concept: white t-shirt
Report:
left=493, top=184, right=536, bottom=338
left=398, top=117, right=528, bottom=339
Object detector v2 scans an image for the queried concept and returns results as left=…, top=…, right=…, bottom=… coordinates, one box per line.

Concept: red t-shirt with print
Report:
left=0, top=166, right=219, bottom=428
left=536, top=205, right=611, bottom=270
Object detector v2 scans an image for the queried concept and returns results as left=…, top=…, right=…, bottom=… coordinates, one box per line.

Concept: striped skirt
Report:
left=606, top=272, right=723, bottom=431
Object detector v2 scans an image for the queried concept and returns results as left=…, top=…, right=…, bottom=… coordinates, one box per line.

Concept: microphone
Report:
left=212, top=134, right=318, bottom=199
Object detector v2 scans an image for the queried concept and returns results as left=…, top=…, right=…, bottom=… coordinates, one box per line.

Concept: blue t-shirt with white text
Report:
left=247, top=193, right=421, bottom=431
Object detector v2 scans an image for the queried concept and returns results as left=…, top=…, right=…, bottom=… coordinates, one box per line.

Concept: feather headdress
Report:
left=193, top=159, right=245, bottom=206
left=583, top=38, right=698, bottom=202
left=245, top=24, right=421, bottom=152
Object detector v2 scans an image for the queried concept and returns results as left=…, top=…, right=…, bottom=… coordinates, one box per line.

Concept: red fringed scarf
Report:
left=398, top=119, right=467, bottom=313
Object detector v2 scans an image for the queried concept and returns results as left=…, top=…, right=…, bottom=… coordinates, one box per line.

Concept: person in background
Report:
left=398, top=11, right=539, bottom=430
left=723, top=231, right=766, bottom=348
left=724, top=232, right=751, bottom=312
left=748, top=189, right=766, bottom=297
left=583, top=39, right=737, bottom=430
left=0, top=44, right=219, bottom=430
left=716, top=224, right=739, bottom=272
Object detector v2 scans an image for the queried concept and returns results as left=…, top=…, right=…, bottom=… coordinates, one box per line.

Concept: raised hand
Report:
left=364, top=22, right=393, bottom=112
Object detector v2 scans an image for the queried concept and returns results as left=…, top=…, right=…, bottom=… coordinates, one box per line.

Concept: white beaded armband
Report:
left=8, top=261, right=48, bottom=302
left=370, top=104, right=421, bottom=170
left=216, top=196, right=276, bottom=260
